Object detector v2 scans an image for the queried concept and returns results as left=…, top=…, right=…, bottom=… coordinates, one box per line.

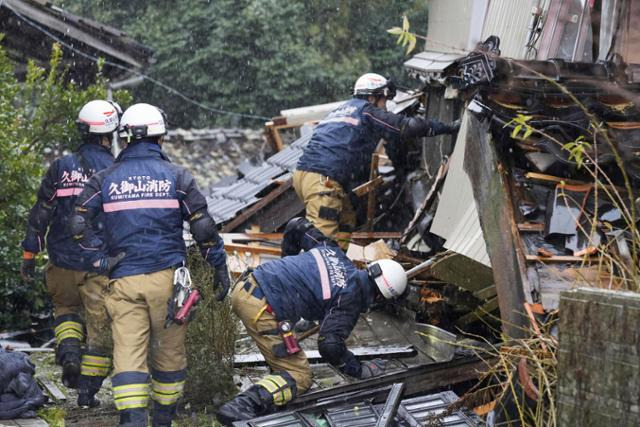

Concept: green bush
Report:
left=184, top=247, right=238, bottom=409
left=0, top=39, right=130, bottom=328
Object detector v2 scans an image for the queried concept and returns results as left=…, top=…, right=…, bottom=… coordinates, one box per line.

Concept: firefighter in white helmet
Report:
left=20, top=99, right=121, bottom=407
left=70, top=103, right=230, bottom=426
left=217, top=217, right=407, bottom=424
left=294, top=73, right=460, bottom=239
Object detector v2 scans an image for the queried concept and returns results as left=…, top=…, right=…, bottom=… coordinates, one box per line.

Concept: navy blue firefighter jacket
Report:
left=296, top=98, right=452, bottom=191
left=253, top=230, right=374, bottom=378
left=73, top=141, right=226, bottom=278
left=22, top=143, right=114, bottom=271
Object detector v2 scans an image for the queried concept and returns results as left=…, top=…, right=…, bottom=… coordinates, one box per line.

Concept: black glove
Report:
left=93, top=252, right=126, bottom=275
left=20, top=254, right=36, bottom=283
left=448, top=119, right=461, bottom=134
left=359, top=358, right=387, bottom=379
left=281, top=217, right=312, bottom=256
left=213, top=263, right=231, bottom=301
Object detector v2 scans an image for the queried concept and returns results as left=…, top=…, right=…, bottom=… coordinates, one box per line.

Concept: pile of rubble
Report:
left=163, top=128, right=266, bottom=191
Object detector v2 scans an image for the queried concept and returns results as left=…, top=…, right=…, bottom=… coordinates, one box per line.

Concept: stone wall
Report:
left=557, top=287, right=640, bottom=426
left=163, top=128, right=266, bottom=192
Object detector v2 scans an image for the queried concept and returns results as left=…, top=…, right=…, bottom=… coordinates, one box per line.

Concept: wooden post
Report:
left=366, top=153, right=380, bottom=230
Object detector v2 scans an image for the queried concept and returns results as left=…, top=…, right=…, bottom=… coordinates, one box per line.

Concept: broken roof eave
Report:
left=404, top=50, right=463, bottom=85
left=2, top=0, right=152, bottom=72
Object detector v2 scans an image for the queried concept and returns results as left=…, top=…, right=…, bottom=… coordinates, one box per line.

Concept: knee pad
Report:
left=256, top=372, right=297, bottom=406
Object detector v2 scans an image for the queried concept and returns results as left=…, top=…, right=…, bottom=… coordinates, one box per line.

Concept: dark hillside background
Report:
left=55, top=0, right=427, bottom=127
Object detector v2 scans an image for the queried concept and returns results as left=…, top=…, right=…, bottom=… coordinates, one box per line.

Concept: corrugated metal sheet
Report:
left=481, top=0, right=537, bottom=59
left=430, top=112, right=491, bottom=267
left=207, top=133, right=311, bottom=223
left=235, top=390, right=481, bottom=427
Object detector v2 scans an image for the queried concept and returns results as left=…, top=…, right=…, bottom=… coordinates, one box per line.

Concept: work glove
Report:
left=92, top=252, right=126, bottom=275
left=213, top=263, right=231, bottom=301
left=20, top=252, right=36, bottom=283
left=281, top=217, right=312, bottom=256
left=359, top=358, right=387, bottom=379
left=448, top=119, right=461, bottom=134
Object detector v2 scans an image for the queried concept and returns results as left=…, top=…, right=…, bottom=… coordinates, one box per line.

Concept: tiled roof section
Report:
left=207, top=133, right=311, bottom=224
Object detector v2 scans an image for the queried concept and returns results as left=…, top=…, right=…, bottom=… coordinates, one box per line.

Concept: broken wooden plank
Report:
left=525, top=172, right=624, bottom=192
left=222, top=231, right=403, bottom=242
left=525, top=254, right=597, bottom=263
left=352, top=176, right=384, bottom=197
left=366, top=153, right=381, bottom=230
left=0, top=417, right=50, bottom=426
left=224, top=243, right=282, bottom=257
left=221, top=232, right=284, bottom=241
left=221, top=180, right=293, bottom=233
left=345, top=231, right=403, bottom=240
left=234, top=345, right=417, bottom=366
left=7, top=347, right=54, bottom=353
left=289, top=356, right=494, bottom=409
left=36, top=375, right=66, bottom=402
left=517, top=222, right=545, bottom=232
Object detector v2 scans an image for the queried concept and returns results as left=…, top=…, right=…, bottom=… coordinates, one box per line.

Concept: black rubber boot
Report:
left=57, top=339, right=82, bottom=389
left=216, top=385, right=274, bottom=426
left=77, top=375, right=105, bottom=408
left=119, top=408, right=149, bottom=427
left=152, top=401, right=177, bottom=427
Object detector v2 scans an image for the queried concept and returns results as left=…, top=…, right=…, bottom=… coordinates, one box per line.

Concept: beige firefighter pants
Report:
left=231, top=276, right=312, bottom=400
left=105, top=268, right=187, bottom=376
left=292, top=170, right=356, bottom=240
left=45, top=264, right=112, bottom=351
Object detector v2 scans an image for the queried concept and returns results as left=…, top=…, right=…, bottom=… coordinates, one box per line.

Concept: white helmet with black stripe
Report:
left=118, top=103, right=168, bottom=140
left=367, top=259, right=407, bottom=299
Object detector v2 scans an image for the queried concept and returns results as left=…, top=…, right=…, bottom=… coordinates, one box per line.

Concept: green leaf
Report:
left=402, top=15, right=410, bottom=32
left=387, top=27, right=403, bottom=35
left=511, top=124, right=522, bottom=139
left=406, top=34, right=417, bottom=55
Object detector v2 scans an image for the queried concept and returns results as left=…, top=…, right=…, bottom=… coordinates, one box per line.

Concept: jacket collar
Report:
left=357, top=270, right=375, bottom=311
left=116, top=141, right=170, bottom=163
left=78, top=142, right=113, bottom=157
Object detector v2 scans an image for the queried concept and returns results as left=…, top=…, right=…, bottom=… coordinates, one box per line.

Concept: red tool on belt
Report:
left=165, top=266, right=201, bottom=328
left=272, top=324, right=320, bottom=358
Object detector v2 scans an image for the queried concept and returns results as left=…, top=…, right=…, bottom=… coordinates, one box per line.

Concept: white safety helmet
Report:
left=76, top=100, right=121, bottom=135
left=367, top=259, right=407, bottom=299
left=119, top=103, right=167, bottom=140
left=353, top=73, right=396, bottom=99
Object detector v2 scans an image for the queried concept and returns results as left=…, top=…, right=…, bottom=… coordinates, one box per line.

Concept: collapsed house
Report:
left=175, top=0, right=640, bottom=425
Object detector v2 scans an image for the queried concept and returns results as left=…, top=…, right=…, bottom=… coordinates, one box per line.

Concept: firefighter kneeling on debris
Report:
left=294, top=72, right=460, bottom=239
left=20, top=100, right=120, bottom=408
left=217, top=217, right=408, bottom=425
left=70, top=103, right=231, bottom=427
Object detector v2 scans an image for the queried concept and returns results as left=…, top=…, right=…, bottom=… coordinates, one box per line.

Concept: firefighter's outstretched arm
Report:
left=281, top=217, right=336, bottom=256
left=178, top=169, right=229, bottom=301
left=317, top=294, right=384, bottom=379
left=20, top=162, right=59, bottom=281
left=362, top=103, right=460, bottom=141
